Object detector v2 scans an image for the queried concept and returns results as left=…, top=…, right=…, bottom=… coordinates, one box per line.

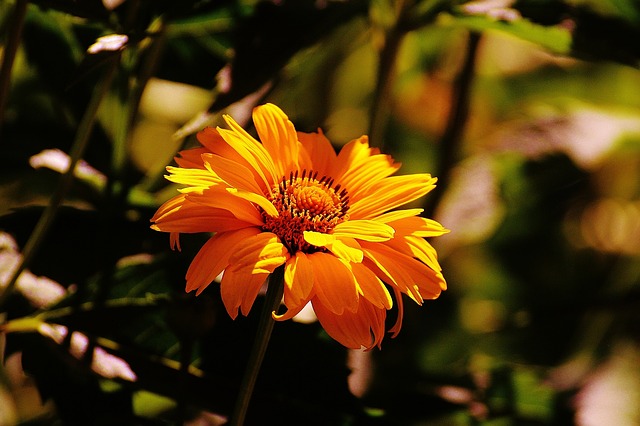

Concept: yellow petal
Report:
left=333, top=220, right=395, bottom=242
left=303, top=232, right=363, bottom=263
left=387, top=216, right=450, bottom=237
left=385, top=235, right=444, bottom=275
left=374, top=208, right=424, bottom=223
left=349, top=174, right=437, bottom=220
left=329, top=136, right=400, bottom=198
left=217, top=123, right=276, bottom=188
left=252, top=104, right=299, bottom=177
left=185, top=228, right=261, bottom=295
left=302, top=231, right=335, bottom=247
left=165, top=165, right=221, bottom=189
left=308, top=252, right=358, bottom=315
left=202, top=153, right=263, bottom=195
left=362, top=242, right=445, bottom=303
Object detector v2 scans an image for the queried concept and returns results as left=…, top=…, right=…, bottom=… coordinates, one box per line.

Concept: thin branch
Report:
left=0, top=0, right=29, bottom=141
left=424, top=31, right=481, bottom=218
left=0, top=57, right=120, bottom=308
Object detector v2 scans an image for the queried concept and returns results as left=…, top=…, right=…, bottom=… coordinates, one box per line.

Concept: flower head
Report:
left=151, top=104, right=448, bottom=349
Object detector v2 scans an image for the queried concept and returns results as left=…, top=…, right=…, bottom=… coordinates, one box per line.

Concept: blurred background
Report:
left=1, top=0, right=640, bottom=424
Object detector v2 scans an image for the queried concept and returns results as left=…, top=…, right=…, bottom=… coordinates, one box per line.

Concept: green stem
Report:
left=0, top=57, right=120, bottom=309
left=229, top=265, right=285, bottom=426
left=0, top=0, right=29, bottom=141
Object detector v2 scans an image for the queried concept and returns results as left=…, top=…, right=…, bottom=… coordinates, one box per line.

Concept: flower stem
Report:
left=229, top=265, right=285, bottom=426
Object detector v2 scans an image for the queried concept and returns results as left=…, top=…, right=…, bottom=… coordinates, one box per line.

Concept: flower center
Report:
left=262, top=169, right=349, bottom=253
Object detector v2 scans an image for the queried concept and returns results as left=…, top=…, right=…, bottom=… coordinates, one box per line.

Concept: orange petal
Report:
left=185, top=228, right=261, bottom=295
left=151, top=194, right=256, bottom=233
left=175, top=146, right=209, bottom=169
left=283, top=252, right=314, bottom=306
left=187, top=188, right=264, bottom=226
left=350, top=262, right=392, bottom=309
left=308, top=252, right=358, bottom=315
left=196, top=126, right=228, bottom=153
left=312, top=297, right=386, bottom=350
left=333, top=220, right=395, bottom=242
left=297, top=129, right=336, bottom=176
left=252, top=104, right=299, bottom=177
left=198, top=127, right=269, bottom=192
left=220, top=268, right=269, bottom=319
left=226, top=232, right=288, bottom=273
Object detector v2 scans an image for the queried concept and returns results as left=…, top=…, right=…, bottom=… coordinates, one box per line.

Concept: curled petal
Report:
left=312, top=297, right=386, bottom=350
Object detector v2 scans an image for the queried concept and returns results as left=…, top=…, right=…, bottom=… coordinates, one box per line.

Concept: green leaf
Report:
left=447, top=14, right=572, bottom=54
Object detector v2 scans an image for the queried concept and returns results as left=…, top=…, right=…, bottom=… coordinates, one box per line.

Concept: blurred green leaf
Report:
left=448, top=14, right=571, bottom=54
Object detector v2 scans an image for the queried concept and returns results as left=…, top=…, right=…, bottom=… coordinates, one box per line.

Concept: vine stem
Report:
left=229, top=265, right=285, bottom=426
left=0, top=57, right=120, bottom=308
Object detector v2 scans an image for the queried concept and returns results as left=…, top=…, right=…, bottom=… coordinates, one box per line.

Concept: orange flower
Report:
left=151, top=104, right=448, bottom=349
